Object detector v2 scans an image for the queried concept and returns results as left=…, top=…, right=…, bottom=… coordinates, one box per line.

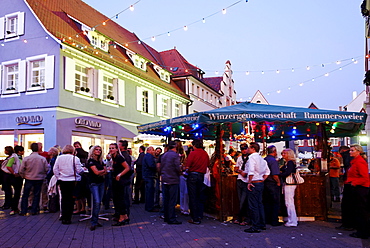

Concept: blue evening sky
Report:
left=83, top=0, right=366, bottom=110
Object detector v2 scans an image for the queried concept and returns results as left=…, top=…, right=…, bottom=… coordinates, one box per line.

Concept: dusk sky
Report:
left=83, top=0, right=366, bottom=110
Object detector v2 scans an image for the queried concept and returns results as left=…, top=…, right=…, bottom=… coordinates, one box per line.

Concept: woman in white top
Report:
left=53, top=145, right=83, bottom=225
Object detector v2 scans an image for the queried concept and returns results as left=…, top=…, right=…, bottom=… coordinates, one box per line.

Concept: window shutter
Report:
left=97, top=70, right=104, bottom=99
left=87, top=68, right=96, bottom=97
left=171, top=99, right=176, bottom=117
left=64, top=56, right=75, bottom=92
left=0, top=65, right=3, bottom=94
left=45, top=55, right=54, bottom=89
left=18, top=60, right=26, bottom=92
left=136, top=86, right=142, bottom=111
left=157, top=94, right=162, bottom=116
left=182, top=103, right=187, bottom=116
left=0, top=17, right=4, bottom=40
left=148, top=90, right=154, bottom=114
left=17, top=12, right=25, bottom=36
left=112, top=78, right=118, bottom=103
left=116, top=78, right=125, bottom=106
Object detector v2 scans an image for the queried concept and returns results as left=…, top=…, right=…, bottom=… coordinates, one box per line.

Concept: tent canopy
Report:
left=138, top=102, right=367, bottom=142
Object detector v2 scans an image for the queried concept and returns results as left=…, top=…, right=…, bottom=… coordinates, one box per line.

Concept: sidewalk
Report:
left=0, top=195, right=369, bottom=247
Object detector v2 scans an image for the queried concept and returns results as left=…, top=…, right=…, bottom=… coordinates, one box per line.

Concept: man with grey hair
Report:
left=19, top=143, right=48, bottom=216
left=143, top=146, right=158, bottom=212
left=263, top=145, right=283, bottom=226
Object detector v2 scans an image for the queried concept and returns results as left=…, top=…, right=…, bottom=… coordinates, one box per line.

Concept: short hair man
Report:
left=185, top=139, right=209, bottom=225
left=19, top=143, right=49, bottom=215
left=244, top=142, right=270, bottom=233
left=118, top=140, right=132, bottom=167
left=263, top=145, right=283, bottom=226
left=133, top=146, right=146, bottom=204
left=160, top=141, right=182, bottom=224
left=234, top=143, right=249, bottom=225
left=142, top=147, right=158, bottom=212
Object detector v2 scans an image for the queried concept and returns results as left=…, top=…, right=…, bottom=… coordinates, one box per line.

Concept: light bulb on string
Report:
left=129, top=5, right=134, bottom=11
left=325, top=73, right=329, bottom=77
left=183, top=26, right=188, bottom=31
left=299, top=83, right=304, bottom=86
left=336, top=61, right=341, bottom=65
left=103, top=22, right=106, bottom=26
left=277, top=90, right=281, bottom=93
left=276, top=70, right=280, bottom=74
left=311, top=78, right=315, bottom=81
left=306, top=66, right=310, bottom=70
left=291, top=68, right=294, bottom=72
left=245, top=71, right=249, bottom=75
left=167, top=32, right=171, bottom=36
left=321, top=64, right=325, bottom=67
left=354, top=60, right=358, bottom=64
left=138, top=41, right=141, bottom=44
left=261, top=71, right=264, bottom=75
left=151, top=36, right=155, bottom=42
left=222, top=9, right=227, bottom=14
left=288, top=86, right=291, bottom=90
left=202, top=18, right=206, bottom=23
left=339, top=67, right=342, bottom=70
left=23, top=39, right=28, bottom=43
left=215, top=71, right=219, bottom=75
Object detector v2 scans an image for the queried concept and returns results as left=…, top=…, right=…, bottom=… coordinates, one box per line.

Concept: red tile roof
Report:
left=25, top=0, right=187, bottom=98
left=203, top=77, right=222, bottom=92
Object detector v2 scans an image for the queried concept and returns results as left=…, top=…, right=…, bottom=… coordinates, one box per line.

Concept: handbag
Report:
left=286, top=170, right=304, bottom=185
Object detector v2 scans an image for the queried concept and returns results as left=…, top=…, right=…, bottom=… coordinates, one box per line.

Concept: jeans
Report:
left=284, top=184, right=297, bottom=226
left=154, top=177, right=161, bottom=207
left=263, top=181, right=281, bottom=225
left=21, top=179, right=43, bottom=214
left=247, top=182, right=265, bottom=229
left=144, top=177, right=155, bottom=211
left=103, top=171, right=112, bottom=209
left=236, top=179, right=249, bottom=222
left=90, top=182, right=105, bottom=226
left=3, top=173, right=23, bottom=211
left=163, top=184, right=179, bottom=223
left=330, top=177, right=340, bottom=199
left=187, top=172, right=205, bottom=222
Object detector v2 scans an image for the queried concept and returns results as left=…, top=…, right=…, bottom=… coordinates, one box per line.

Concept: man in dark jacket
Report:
left=142, top=147, right=158, bottom=212
left=133, top=146, right=146, bottom=204
left=160, top=141, right=182, bottom=224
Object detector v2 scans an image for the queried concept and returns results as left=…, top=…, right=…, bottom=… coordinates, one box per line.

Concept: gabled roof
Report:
left=250, top=90, right=269, bottom=104
left=25, top=0, right=187, bottom=98
left=203, top=77, right=222, bottom=92
left=160, top=48, right=200, bottom=79
left=308, top=102, right=318, bottom=109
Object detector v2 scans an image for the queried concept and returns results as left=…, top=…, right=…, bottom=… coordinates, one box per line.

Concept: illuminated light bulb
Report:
left=292, top=135, right=296, bottom=139
left=75, top=34, right=79, bottom=38
left=45, top=36, right=49, bottom=39
left=339, top=67, right=342, bottom=70
left=125, top=59, right=128, bottom=62
left=336, top=60, right=341, bottom=65
left=81, top=46, right=84, bottom=50
left=92, top=28, right=95, bottom=31
left=184, top=26, right=188, bottom=31
left=326, top=121, right=329, bottom=124
left=125, top=43, right=128, bottom=47
left=23, top=39, right=28, bottom=43
left=352, top=58, right=355, bottom=61
left=185, top=69, right=188, bottom=72
left=292, top=130, right=296, bottom=134
left=68, top=37, right=72, bottom=40
left=222, top=9, right=227, bottom=14
left=167, top=32, right=170, bottom=36
left=311, top=78, right=315, bottom=81
left=306, top=66, right=310, bottom=70
left=84, top=46, right=87, bottom=48
left=277, top=90, right=281, bottom=93
left=354, top=60, right=358, bottom=64
left=366, top=54, right=370, bottom=59
left=116, top=15, right=118, bottom=19
left=325, top=72, right=329, bottom=76
left=110, top=55, right=113, bottom=58
left=293, top=127, right=297, bottom=129
left=261, top=71, right=264, bottom=75
left=202, top=18, right=206, bottom=23
left=291, top=68, right=294, bottom=72
left=170, top=67, right=173, bottom=70
left=316, top=123, right=320, bottom=126
left=330, top=129, right=335, bottom=133
left=299, top=83, right=304, bottom=86
left=113, top=44, right=117, bottom=48
left=215, top=71, right=219, bottom=75
left=281, top=136, right=284, bottom=139
left=288, top=87, right=291, bottom=90
left=83, top=31, right=87, bottom=35
left=276, top=70, right=280, bottom=74
left=267, top=93, right=270, bottom=96
left=245, top=71, right=250, bottom=75
left=151, top=36, right=155, bottom=41
left=103, top=22, right=106, bottom=26
left=1, top=44, right=4, bottom=46
left=130, top=5, right=134, bottom=11
left=307, top=134, right=310, bottom=137
left=72, top=42, right=75, bottom=46
left=138, top=41, right=141, bottom=44
left=95, top=51, right=98, bottom=54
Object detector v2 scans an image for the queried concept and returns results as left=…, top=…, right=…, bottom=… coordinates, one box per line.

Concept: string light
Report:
left=151, top=36, right=155, bottom=42
left=202, top=18, right=206, bottom=23
left=222, top=9, right=227, bottom=14
left=183, top=26, right=188, bottom=31
left=129, top=5, right=134, bottom=11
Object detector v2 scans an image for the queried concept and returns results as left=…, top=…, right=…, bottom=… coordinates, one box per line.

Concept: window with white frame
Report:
left=142, top=90, right=149, bottom=113
left=174, top=103, right=180, bottom=117
left=4, top=64, right=18, bottom=91
left=0, top=12, right=25, bottom=40
left=100, top=40, right=108, bottom=50
left=329, top=138, right=340, bottom=147
left=297, top=140, right=305, bottom=147
left=29, top=59, right=45, bottom=89
left=103, top=76, right=115, bottom=101
left=162, top=97, right=169, bottom=116
left=91, top=36, right=98, bottom=47
left=75, top=64, right=89, bottom=93
left=307, top=139, right=314, bottom=147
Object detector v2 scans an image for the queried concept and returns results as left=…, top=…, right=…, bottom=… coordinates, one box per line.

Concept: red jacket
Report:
left=185, top=148, right=209, bottom=174
left=345, top=155, right=370, bottom=187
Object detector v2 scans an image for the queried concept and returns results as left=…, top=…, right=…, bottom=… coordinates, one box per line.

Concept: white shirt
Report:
left=236, top=155, right=248, bottom=183
left=53, top=154, right=84, bottom=181
left=244, top=153, right=270, bottom=183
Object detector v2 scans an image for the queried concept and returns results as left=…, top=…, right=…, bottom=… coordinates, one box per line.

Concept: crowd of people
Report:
left=0, top=140, right=369, bottom=238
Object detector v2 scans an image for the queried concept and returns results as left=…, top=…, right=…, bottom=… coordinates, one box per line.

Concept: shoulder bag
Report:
left=286, top=170, right=304, bottom=185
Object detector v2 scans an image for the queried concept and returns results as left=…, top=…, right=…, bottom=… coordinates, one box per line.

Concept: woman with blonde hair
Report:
left=347, top=144, right=369, bottom=239
left=86, top=145, right=107, bottom=231
left=53, top=145, right=84, bottom=225
left=280, top=148, right=298, bottom=227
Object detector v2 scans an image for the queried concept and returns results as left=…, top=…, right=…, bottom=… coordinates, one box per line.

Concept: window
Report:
left=174, top=103, right=180, bottom=117
left=91, top=36, right=98, bottom=47
left=103, top=76, right=114, bottom=101
left=297, top=140, right=305, bottom=147
left=229, top=86, right=233, bottom=97
left=162, top=98, right=169, bottom=116
left=29, top=59, right=45, bottom=89
left=307, top=139, right=314, bottom=147
left=75, top=65, right=89, bottom=93
left=192, top=83, right=195, bottom=94
left=197, top=86, right=200, bottom=96
left=0, top=12, right=25, bottom=39
left=142, top=90, right=149, bottom=113
left=4, top=64, right=18, bottom=91
left=100, top=40, right=107, bottom=50
left=329, top=138, right=340, bottom=147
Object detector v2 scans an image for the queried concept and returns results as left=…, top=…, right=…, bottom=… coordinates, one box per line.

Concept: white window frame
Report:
left=329, top=138, right=340, bottom=147
left=1, top=12, right=25, bottom=40
left=297, top=140, right=305, bottom=147
left=136, top=86, right=153, bottom=115
left=25, top=54, right=54, bottom=92
left=74, top=63, right=90, bottom=95
left=307, top=139, right=314, bottom=147
left=102, top=75, right=117, bottom=103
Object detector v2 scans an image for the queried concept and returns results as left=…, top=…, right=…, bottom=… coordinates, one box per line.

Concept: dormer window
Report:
left=88, top=31, right=109, bottom=52
left=0, top=12, right=25, bottom=40
left=91, top=36, right=98, bottom=47
left=153, top=64, right=170, bottom=83
left=132, top=55, right=147, bottom=71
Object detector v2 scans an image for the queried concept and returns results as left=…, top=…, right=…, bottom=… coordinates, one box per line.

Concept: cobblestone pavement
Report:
left=0, top=194, right=369, bottom=247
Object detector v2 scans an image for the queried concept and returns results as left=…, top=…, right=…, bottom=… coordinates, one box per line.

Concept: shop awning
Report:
left=137, top=102, right=367, bottom=142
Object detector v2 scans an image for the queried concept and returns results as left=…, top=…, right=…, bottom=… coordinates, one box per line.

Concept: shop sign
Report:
left=16, top=115, right=43, bottom=126
left=75, top=118, right=102, bottom=131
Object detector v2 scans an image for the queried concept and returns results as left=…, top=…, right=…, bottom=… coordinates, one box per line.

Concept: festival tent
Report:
left=137, top=102, right=367, bottom=142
